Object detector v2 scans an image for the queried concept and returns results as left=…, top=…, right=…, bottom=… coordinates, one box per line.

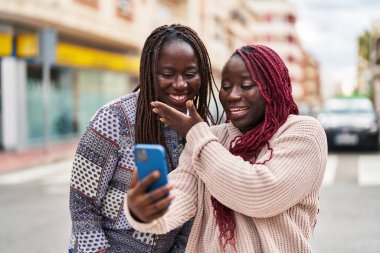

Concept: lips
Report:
left=169, top=94, right=188, bottom=101
left=166, top=93, right=192, bottom=109
left=227, top=107, right=249, bottom=119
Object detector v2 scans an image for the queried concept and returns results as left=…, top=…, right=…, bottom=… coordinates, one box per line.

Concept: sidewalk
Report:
left=0, top=140, right=78, bottom=175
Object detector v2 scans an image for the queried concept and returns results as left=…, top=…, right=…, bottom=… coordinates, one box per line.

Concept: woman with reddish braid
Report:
left=124, top=45, right=327, bottom=252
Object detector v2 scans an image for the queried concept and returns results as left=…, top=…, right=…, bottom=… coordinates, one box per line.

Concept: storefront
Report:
left=0, top=59, right=2, bottom=150
left=0, top=29, right=139, bottom=150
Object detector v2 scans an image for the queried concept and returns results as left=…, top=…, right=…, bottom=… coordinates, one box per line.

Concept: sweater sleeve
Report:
left=124, top=145, right=198, bottom=234
left=186, top=120, right=327, bottom=218
left=69, top=106, right=121, bottom=252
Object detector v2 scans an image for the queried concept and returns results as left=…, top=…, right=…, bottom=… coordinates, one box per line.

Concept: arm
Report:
left=186, top=119, right=327, bottom=218
left=124, top=145, right=198, bottom=234
left=69, top=106, right=121, bottom=252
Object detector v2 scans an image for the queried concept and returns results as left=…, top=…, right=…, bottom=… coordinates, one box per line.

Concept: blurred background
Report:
left=0, top=0, right=379, bottom=252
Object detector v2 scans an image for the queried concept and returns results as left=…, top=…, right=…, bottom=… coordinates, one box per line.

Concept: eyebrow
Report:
left=158, top=66, right=199, bottom=71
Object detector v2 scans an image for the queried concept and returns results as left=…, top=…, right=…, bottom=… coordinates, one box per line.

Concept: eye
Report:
left=159, top=72, right=174, bottom=79
left=242, top=83, right=256, bottom=90
left=184, top=72, right=198, bottom=79
left=221, top=83, right=231, bottom=91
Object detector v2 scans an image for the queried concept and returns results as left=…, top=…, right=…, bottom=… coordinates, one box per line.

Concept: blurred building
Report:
left=245, top=0, right=304, bottom=100
left=243, top=0, right=322, bottom=112
left=0, top=0, right=318, bottom=151
left=301, top=52, right=321, bottom=115
left=0, top=0, right=259, bottom=151
left=0, top=0, right=147, bottom=150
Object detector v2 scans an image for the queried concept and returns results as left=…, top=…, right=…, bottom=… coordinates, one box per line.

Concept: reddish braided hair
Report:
left=211, top=45, right=299, bottom=250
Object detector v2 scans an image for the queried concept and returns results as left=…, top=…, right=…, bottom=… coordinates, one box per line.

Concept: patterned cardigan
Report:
left=69, top=92, right=192, bottom=253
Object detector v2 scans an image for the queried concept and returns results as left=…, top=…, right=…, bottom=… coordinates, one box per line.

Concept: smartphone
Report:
left=134, top=144, right=169, bottom=193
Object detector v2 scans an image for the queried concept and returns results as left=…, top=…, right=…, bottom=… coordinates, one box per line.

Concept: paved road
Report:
left=310, top=151, right=380, bottom=253
left=0, top=160, right=72, bottom=253
left=0, top=151, right=380, bottom=252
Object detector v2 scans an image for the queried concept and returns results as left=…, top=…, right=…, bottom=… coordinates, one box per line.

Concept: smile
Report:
left=229, top=107, right=248, bottom=115
left=169, top=94, right=188, bottom=101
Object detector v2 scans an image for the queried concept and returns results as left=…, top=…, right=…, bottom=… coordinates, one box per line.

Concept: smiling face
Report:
left=219, top=54, right=266, bottom=133
left=157, top=39, right=201, bottom=112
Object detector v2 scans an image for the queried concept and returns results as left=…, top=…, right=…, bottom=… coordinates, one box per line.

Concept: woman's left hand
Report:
left=151, top=100, right=203, bottom=137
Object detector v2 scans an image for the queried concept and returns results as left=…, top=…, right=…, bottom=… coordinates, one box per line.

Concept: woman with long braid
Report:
left=125, top=45, right=327, bottom=252
left=69, top=24, right=219, bottom=253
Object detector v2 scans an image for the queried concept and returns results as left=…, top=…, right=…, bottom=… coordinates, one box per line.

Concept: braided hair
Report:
left=134, top=24, right=219, bottom=170
left=212, top=45, right=299, bottom=249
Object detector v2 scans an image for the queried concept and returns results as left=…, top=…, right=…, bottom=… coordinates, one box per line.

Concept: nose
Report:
left=227, top=86, right=242, bottom=102
left=173, top=75, right=187, bottom=90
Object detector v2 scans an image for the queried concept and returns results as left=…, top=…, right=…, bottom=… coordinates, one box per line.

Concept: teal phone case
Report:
left=134, top=144, right=169, bottom=192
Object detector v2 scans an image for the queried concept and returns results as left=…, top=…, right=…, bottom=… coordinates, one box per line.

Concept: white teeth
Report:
left=169, top=94, right=187, bottom=101
left=229, top=107, right=248, bottom=112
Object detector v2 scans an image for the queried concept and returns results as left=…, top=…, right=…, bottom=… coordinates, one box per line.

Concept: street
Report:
left=1, top=151, right=380, bottom=253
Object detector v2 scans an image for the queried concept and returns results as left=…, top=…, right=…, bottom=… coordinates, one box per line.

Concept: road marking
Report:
left=358, top=155, right=380, bottom=186
left=322, top=155, right=338, bottom=186
left=0, top=159, right=73, bottom=185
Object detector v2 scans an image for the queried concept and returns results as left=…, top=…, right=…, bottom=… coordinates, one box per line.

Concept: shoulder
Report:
left=92, top=91, right=138, bottom=119
left=106, top=91, right=138, bottom=111
left=278, top=115, right=324, bottom=135
left=275, top=114, right=327, bottom=147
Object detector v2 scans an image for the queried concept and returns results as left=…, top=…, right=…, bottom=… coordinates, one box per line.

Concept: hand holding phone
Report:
left=134, top=144, right=169, bottom=192
left=128, top=144, right=173, bottom=223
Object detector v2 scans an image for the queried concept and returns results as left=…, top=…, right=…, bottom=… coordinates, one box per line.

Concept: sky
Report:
left=290, top=0, right=380, bottom=98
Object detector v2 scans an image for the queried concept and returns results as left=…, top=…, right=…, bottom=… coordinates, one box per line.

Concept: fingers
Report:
left=146, top=195, right=175, bottom=220
left=186, top=100, right=197, bottom=117
left=134, top=170, right=160, bottom=194
left=151, top=101, right=176, bottom=116
left=128, top=183, right=174, bottom=223
left=151, top=102, right=189, bottom=128
left=146, top=183, right=173, bottom=203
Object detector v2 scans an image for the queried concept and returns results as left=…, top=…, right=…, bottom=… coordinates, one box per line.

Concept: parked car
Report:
left=317, top=97, right=379, bottom=150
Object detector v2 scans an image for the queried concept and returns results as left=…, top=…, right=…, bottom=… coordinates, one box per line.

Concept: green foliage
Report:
left=334, top=91, right=369, bottom=99
left=358, top=30, right=371, bottom=61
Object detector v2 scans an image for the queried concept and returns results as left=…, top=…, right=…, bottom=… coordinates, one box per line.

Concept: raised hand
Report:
left=151, top=100, right=203, bottom=137
left=128, top=170, right=174, bottom=223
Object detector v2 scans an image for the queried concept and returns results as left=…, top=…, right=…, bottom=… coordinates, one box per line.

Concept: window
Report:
left=287, top=55, right=295, bottom=63
left=287, top=14, right=296, bottom=24
left=287, top=35, right=296, bottom=43
left=117, top=0, right=133, bottom=20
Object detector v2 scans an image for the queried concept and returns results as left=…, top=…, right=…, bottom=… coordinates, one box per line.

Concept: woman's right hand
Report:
left=128, top=170, right=174, bottom=223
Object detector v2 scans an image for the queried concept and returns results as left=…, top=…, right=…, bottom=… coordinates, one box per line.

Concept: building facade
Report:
left=301, top=52, right=321, bottom=115
left=0, top=0, right=244, bottom=151
left=0, top=0, right=315, bottom=151
left=0, top=0, right=143, bottom=150
left=245, top=0, right=305, bottom=100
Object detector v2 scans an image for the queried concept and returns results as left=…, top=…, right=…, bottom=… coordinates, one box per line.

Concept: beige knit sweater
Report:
left=124, top=115, right=327, bottom=253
